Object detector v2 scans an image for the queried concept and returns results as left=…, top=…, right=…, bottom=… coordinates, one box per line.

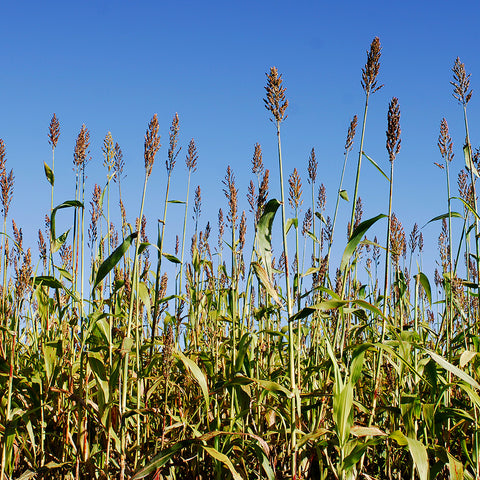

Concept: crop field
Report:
left=1, top=37, right=480, bottom=479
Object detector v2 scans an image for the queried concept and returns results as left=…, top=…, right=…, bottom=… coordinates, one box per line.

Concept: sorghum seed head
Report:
left=144, top=114, right=161, bottom=177
left=252, top=143, right=264, bottom=177
left=48, top=113, right=60, bottom=148
left=438, top=118, right=454, bottom=163
left=386, top=97, right=401, bottom=162
left=186, top=138, right=198, bottom=172
left=167, top=113, right=180, bottom=173
left=345, top=115, right=358, bottom=154
left=361, top=37, right=383, bottom=95
left=74, top=124, right=90, bottom=168
left=451, top=57, right=473, bottom=106
left=308, top=148, right=317, bottom=185
left=288, top=168, right=303, bottom=211
left=264, top=66, right=288, bottom=124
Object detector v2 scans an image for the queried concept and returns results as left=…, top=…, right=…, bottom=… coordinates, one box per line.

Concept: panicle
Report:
left=390, top=213, right=406, bottom=269
left=102, top=132, right=115, bottom=172
left=386, top=97, right=401, bottom=162
left=48, top=113, right=60, bottom=148
left=167, top=113, right=180, bottom=173
left=438, top=118, right=454, bottom=163
left=409, top=223, right=419, bottom=253
left=223, top=166, right=238, bottom=228
left=144, top=114, right=161, bottom=177
left=218, top=208, right=225, bottom=250
left=288, top=168, right=303, bottom=211
left=193, top=185, right=202, bottom=221
left=451, top=57, right=473, bottom=106
left=74, top=124, right=91, bottom=168
left=361, top=37, right=383, bottom=95
left=302, top=208, right=312, bottom=236
left=257, top=169, right=270, bottom=223
left=317, top=183, right=326, bottom=212
left=252, top=143, right=264, bottom=177
left=264, top=66, right=288, bottom=123
left=308, top=148, right=317, bottom=184
left=239, top=211, right=247, bottom=251
left=345, top=115, right=358, bottom=154
left=113, top=142, right=124, bottom=184
left=186, top=138, right=198, bottom=172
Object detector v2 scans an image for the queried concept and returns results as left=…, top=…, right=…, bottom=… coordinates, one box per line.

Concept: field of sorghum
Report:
left=1, top=37, right=480, bottom=479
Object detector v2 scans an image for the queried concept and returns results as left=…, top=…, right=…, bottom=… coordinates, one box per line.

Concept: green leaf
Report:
left=163, top=253, right=181, bottom=264
left=132, top=440, right=192, bottom=479
left=405, top=436, right=429, bottom=480
left=256, top=199, right=280, bottom=280
left=50, top=200, right=83, bottom=252
left=44, top=162, right=54, bottom=186
left=464, top=143, right=479, bottom=178
left=176, top=350, right=209, bottom=410
left=423, top=211, right=463, bottom=228
left=350, top=425, right=386, bottom=437
left=235, top=332, right=253, bottom=372
left=447, top=452, right=463, bottom=480
left=43, top=340, right=61, bottom=384
left=251, top=262, right=281, bottom=306
left=168, top=199, right=186, bottom=204
left=137, top=281, right=151, bottom=319
left=362, top=151, right=390, bottom=182
left=92, top=232, right=138, bottom=291
left=426, top=349, right=480, bottom=389
left=286, top=217, right=298, bottom=234
left=460, top=350, right=477, bottom=368
left=451, top=196, right=480, bottom=222
left=88, top=352, right=110, bottom=410
left=34, top=276, right=64, bottom=290
left=390, top=430, right=408, bottom=446
left=416, top=272, right=432, bottom=306
left=340, top=214, right=387, bottom=272
left=340, top=189, right=349, bottom=201
left=202, top=446, right=243, bottom=480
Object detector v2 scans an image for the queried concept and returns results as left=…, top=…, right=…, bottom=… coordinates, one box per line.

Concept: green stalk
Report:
left=275, top=121, right=297, bottom=474
left=349, top=97, right=369, bottom=239
left=120, top=169, right=149, bottom=469
left=150, top=166, right=173, bottom=362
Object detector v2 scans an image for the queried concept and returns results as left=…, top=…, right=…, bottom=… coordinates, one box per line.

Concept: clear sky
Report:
left=1, top=0, right=480, bottom=286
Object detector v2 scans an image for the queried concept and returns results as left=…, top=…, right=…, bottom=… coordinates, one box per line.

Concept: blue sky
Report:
left=1, top=0, right=480, bottom=286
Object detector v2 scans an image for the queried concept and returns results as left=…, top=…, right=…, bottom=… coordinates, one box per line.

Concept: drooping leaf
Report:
left=202, top=446, right=243, bottom=480
left=362, top=151, right=390, bottom=182
left=286, top=217, right=298, bottom=234
left=464, top=143, right=479, bottom=177
left=447, top=452, right=463, bottom=480
left=405, top=436, right=429, bottom=480
left=350, top=425, right=386, bottom=437
left=132, top=440, right=192, bottom=479
left=426, top=349, right=480, bottom=389
left=50, top=200, right=83, bottom=253
left=251, top=262, right=281, bottom=306
left=460, top=350, right=477, bottom=368
left=256, top=199, right=280, bottom=280
left=416, top=272, right=432, bottom=306
left=92, top=232, right=138, bottom=291
left=176, top=350, right=209, bottom=410
left=340, top=214, right=386, bottom=272
left=423, top=211, right=463, bottom=228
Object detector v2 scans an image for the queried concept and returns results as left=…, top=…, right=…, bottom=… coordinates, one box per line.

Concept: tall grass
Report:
left=1, top=40, right=480, bottom=480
